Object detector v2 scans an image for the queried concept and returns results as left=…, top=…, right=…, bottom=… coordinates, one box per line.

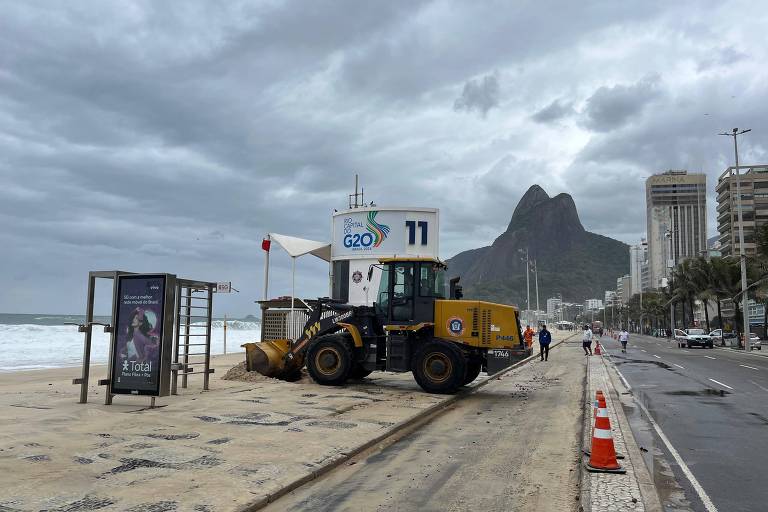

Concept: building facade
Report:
left=716, top=165, right=768, bottom=257
left=546, top=297, right=562, bottom=323
left=646, top=171, right=707, bottom=289
left=629, top=241, right=648, bottom=296
left=584, top=299, right=603, bottom=312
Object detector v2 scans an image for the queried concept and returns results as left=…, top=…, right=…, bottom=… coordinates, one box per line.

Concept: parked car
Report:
left=743, top=333, right=762, bottom=350
left=675, top=328, right=714, bottom=349
left=709, top=329, right=737, bottom=347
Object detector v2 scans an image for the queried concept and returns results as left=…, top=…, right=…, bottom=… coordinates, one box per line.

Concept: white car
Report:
left=675, top=328, right=713, bottom=349
left=709, top=329, right=737, bottom=347
left=745, top=333, right=762, bottom=350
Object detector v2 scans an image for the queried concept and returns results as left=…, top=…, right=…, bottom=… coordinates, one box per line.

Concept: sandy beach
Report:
left=0, top=352, right=451, bottom=511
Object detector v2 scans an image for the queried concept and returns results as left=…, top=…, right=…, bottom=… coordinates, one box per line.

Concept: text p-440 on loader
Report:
left=248, top=257, right=526, bottom=394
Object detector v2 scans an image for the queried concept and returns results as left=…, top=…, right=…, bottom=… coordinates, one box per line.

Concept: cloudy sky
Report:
left=2, top=0, right=767, bottom=316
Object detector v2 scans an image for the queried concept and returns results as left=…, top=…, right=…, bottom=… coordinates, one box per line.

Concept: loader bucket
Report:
left=242, top=339, right=301, bottom=380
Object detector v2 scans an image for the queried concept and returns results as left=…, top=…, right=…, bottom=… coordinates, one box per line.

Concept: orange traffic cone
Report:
left=586, top=394, right=624, bottom=459
left=593, top=391, right=605, bottom=418
left=585, top=405, right=626, bottom=473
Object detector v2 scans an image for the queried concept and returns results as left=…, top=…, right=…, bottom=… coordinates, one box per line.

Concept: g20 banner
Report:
left=332, top=208, right=438, bottom=258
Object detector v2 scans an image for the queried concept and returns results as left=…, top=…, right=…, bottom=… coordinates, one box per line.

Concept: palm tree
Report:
left=690, top=257, right=715, bottom=332
left=710, top=257, right=742, bottom=334
left=672, top=259, right=698, bottom=328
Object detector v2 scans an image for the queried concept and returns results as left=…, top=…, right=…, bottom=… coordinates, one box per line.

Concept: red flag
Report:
left=262, top=238, right=271, bottom=252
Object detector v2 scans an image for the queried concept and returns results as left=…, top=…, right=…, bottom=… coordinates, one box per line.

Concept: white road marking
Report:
left=708, top=378, right=734, bottom=390
left=653, top=354, right=661, bottom=359
left=616, top=366, right=720, bottom=512
left=704, top=356, right=716, bottom=360
left=683, top=350, right=690, bottom=353
left=641, top=349, right=647, bottom=353
left=740, top=364, right=759, bottom=370
left=750, top=380, right=768, bottom=392
left=674, top=363, right=685, bottom=369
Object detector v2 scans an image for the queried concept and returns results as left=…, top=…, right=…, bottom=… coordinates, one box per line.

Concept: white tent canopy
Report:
left=268, top=233, right=331, bottom=261
left=264, top=234, right=331, bottom=338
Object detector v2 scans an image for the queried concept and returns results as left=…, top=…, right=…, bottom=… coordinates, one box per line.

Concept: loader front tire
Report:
left=349, top=364, right=373, bottom=379
left=306, top=334, right=353, bottom=386
left=412, top=340, right=467, bottom=394
left=463, top=361, right=482, bottom=385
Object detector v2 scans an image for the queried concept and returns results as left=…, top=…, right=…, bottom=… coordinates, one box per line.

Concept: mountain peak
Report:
left=512, top=185, right=550, bottom=217
left=508, top=185, right=583, bottom=233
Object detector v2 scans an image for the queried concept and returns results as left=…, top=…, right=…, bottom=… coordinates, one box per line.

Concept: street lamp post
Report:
left=519, top=248, right=531, bottom=327
left=533, top=259, right=540, bottom=326
left=720, top=128, right=752, bottom=350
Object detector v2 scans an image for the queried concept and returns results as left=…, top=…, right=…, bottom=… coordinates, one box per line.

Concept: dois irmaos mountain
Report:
left=447, top=185, right=629, bottom=311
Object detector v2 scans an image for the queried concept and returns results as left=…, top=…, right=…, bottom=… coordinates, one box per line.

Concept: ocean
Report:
left=0, top=313, right=260, bottom=372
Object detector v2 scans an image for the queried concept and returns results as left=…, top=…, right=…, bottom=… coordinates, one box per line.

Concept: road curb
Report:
left=580, top=344, right=663, bottom=512
left=239, top=332, right=578, bottom=511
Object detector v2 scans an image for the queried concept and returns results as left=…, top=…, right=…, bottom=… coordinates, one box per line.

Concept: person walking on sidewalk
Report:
left=539, top=324, right=552, bottom=361
left=619, top=328, right=629, bottom=353
left=523, top=325, right=535, bottom=353
left=582, top=325, right=593, bottom=356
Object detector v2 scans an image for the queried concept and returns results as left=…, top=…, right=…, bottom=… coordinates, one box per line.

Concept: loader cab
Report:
left=374, top=258, right=446, bottom=325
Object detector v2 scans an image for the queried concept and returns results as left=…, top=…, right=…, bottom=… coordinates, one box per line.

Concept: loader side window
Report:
left=376, top=266, right=390, bottom=317
left=419, top=263, right=447, bottom=298
left=391, top=262, right=415, bottom=321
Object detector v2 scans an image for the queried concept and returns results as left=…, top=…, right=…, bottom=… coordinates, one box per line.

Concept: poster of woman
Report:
left=110, top=275, right=167, bottom=395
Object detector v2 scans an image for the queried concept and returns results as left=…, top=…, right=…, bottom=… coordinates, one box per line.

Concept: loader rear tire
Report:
left=306, top=334, right=353, bottom=386
left=412, top=340, right=467, bottom=394
left=463, top=361, right=482, bottom=385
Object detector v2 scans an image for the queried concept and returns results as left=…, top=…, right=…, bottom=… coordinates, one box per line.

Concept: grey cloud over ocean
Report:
left=1, top=0, right=767, bottom=314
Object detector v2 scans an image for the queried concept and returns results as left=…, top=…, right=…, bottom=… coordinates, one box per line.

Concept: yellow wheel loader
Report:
left=248, top=258, right=526, bottom=394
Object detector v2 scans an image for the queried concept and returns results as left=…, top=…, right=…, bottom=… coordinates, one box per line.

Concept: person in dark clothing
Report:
left=539, top=324, right=552, bottom=361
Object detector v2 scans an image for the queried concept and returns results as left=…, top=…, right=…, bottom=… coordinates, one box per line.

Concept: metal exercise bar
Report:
left=171, top=281, right=182, bottom=395
left=182, top=286, right=192, bottom=389
left=203, top=284, right=213, bottom=390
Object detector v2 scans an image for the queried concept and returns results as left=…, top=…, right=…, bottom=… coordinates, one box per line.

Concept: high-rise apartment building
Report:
left=616, top=275, right=632, bottom=304
left=646, top=171, right=707, bottom=289
left=716, top=165, right=768, bottom=257
left=546, top=297, right=562, bottom=323
left=629, top=241, right=648, bottom=296
left=584, top=299, right=603, bottom=312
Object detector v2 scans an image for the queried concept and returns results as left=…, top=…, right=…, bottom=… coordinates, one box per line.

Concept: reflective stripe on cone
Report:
left=585, top=411, right=626, bottom=473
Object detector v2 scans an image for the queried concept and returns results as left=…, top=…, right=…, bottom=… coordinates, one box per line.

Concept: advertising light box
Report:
left=110, top=274, right=174, bottom=396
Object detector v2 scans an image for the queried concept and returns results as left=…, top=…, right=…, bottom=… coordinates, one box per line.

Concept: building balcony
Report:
left=717, top=201, right=731, bottom=213
left=717, top=189, right=731, bottom=203
left=716, top=176, right=731, bottom=193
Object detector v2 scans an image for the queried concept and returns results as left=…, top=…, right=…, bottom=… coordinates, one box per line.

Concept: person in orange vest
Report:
left=523, top=325, right=535, bottom=352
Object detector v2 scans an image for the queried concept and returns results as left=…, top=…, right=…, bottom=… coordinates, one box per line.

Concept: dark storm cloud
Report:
left=581, top=75, right=662, bottom=132
left=1, top=0, right=767, bottom=314
left=531, top=99, right=575, bottom=124
left=453, top=74, right=500, bottom=117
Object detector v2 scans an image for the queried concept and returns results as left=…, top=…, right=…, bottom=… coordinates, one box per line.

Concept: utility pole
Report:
left=533, top=259, right=540, bottom=326
left=519, top=248, right=531, bottom=326
left=720, top=128, right=752, bottom=350
left=665, top=226, right=675, bottom=333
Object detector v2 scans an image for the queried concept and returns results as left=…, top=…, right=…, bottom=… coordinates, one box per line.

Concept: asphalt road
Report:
left=600, top=334, right=768, bottom=512
left=263, top=342, right=586, bottom=512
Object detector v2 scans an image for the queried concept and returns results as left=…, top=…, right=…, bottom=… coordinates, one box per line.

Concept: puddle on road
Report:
left=621, top=393, right=694, bottom=511
left=664, top=389, right=730, bottom=397
left=613, top=358, right=674, bottom=371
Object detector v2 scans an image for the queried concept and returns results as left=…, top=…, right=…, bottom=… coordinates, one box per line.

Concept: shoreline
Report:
left=0, top=349, right=246, bottom=374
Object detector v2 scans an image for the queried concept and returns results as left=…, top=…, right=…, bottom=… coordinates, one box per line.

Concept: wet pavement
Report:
left=600, top=334, right=768, bottom=512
